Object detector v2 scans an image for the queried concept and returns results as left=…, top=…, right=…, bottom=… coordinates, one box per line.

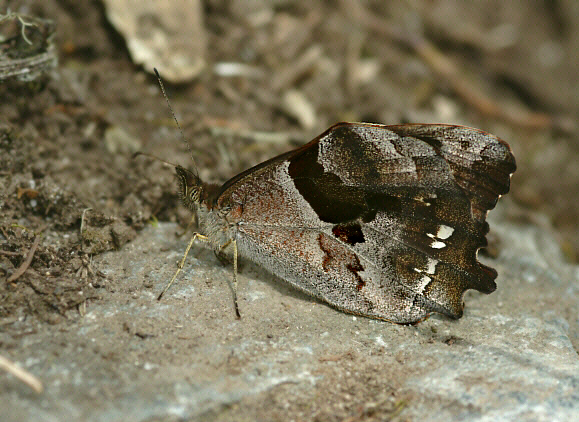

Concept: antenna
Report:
left=132, top=151, right=178, bottom=168
left=153, top=68, right=198, bottom=175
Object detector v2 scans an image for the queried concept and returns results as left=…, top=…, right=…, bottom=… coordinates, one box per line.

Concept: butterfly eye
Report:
left=190, top=187, right=204, bottom=203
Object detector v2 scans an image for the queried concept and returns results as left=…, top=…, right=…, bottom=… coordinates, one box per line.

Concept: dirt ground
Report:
left=1, top=1, right=579, bottom=420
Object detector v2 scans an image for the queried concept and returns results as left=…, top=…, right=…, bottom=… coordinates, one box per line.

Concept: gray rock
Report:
left=2, top=212, right=578, bottom=421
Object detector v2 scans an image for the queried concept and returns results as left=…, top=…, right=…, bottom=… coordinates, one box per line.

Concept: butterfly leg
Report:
left=216, top=238, right=241, bottom=319
left=232, top=239, right=240, bottom=318
left=157, top=232, right=208, bottom=300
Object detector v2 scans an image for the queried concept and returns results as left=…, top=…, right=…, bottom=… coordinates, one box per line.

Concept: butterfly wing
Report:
left=217, top=123, right=516, bottom=323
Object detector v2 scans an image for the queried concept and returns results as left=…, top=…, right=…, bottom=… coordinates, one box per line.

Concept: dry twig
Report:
left=0, top=354, right=44, bottom=393
left=7, top=235, right=41, bottom=283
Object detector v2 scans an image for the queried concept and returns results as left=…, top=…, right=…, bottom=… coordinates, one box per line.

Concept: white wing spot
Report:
left=414, top=258, right=438, bottom=275
left=418, top=275, right=431, bottom=292
left=426, top=258, right=437, bottom=274
left=427, top=225, right=453, bottom=249
left=430, top=240, right=446, bottom=249
left=437, top=225, right=454, bottom=240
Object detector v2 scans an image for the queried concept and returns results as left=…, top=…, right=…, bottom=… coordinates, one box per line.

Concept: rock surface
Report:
left=2, top=212, right=578, bottom=421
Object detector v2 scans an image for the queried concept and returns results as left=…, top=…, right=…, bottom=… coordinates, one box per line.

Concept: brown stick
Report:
left=7, top=235, right=41, bottom=283
left=0, top=250, right=21, bottom=256
left=0, top=354, right=44, bottom=393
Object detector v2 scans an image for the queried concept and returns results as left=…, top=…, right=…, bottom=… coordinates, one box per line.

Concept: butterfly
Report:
left=157, top=121, right=516, bottom=324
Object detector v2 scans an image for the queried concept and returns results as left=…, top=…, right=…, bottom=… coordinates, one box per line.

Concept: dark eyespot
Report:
left=332, top=223, right=365, bottom=245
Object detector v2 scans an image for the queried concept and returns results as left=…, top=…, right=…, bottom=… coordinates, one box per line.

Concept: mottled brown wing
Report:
left=217, top=123, right=516, bottom=323
left=385, top=124, right=515, bottom=222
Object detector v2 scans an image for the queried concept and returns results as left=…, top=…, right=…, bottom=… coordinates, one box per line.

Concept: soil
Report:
left=1, top=1, right=578, bottom=420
